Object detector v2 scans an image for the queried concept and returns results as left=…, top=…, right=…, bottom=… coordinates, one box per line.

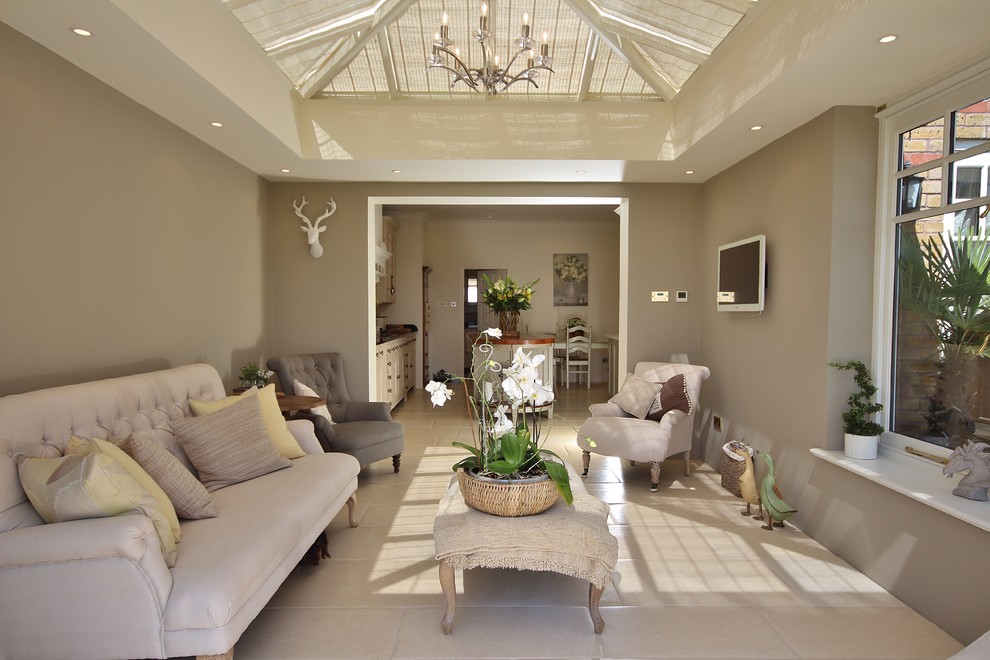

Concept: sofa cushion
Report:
left=292, top=379, right=334, bottom=425
left=171, top=395, right=291, bottom=492
left=645, top=373, right=692, bottom=421
left=115, top=433, right=217, bottom=519
left=330, top=420, right=404, bottom=454
left=189, top=384, right=305, bottom=459
left=15, top=452, right=178, bottom=567
left=65, top=436, right=182, bottom=541
left=609, top=373, right=662, bottom=419
left=164, top=452, right=359, bottom=632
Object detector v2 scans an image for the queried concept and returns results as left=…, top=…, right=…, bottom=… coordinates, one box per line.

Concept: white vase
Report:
left=844, top=433, right=879, bottom=460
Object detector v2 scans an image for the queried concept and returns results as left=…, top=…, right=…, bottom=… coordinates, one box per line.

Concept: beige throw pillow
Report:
left=66, top=436, right=181, bottom=542
left=16, top=452, right=178, bottom=567
left=171, top=395, right=291, bottom=492
left=610, top=373, right=663, bottom=419
left=189, top=384, right=305, bottom=459
left=292, top=379, right=334, bottom=425
left=115, top=434, right=217, bottom=519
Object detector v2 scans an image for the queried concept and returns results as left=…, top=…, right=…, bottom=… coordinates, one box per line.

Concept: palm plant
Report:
left=898, top=226, right=990, bottom=446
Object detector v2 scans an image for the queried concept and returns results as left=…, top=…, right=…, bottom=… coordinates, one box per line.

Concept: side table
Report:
left=276, top=395, right=325, bottom=417
left=433, top=465, right=617, bottom=634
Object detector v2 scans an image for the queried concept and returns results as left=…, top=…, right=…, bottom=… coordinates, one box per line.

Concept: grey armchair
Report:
left=267, top=353, right=404, bottom=472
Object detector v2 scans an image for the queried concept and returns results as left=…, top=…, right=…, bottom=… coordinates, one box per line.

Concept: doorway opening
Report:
left=463, top=268, right=505, bottom=376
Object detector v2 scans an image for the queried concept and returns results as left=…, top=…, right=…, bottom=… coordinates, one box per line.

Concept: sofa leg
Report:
left=392, top=453, right=402, bottom=473
left=683, top=450, right=692, bottom=476
left=197, top=648, right=233, bottom=660
left=581, top=450, right=590, bottom=477
left=347, top=494, right=359, bottom=528
left=650, top=461, right=661, bottom=493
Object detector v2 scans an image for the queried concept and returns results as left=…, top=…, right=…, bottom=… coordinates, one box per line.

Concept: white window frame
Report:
left=874, top=61, right=990, bottom=463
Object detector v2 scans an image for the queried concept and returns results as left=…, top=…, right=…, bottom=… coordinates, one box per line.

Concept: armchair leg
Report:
left=581, top=450, right=590, bottom=477
left=392, top=453, right=401, bottom=473
left=649, top=461, right=661, bottom=493
left=346, top=494, right=359, bottom=528
left=683, top=450, right=692, bottom=476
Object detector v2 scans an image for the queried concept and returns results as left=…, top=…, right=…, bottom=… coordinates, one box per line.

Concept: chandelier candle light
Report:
left=427, top=2, right=553, bottom=95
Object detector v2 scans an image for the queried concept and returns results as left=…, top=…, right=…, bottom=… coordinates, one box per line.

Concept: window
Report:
left=885, top=84, right=990, bottom=450
left=466, top=277, right=478, bottom=304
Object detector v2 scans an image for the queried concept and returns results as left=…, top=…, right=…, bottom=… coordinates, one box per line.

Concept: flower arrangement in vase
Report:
left=481, top=273, right=538, bottom=338
left=426, top=328, right=572, bottom=516
left=239, top=363, right=274, bottom=389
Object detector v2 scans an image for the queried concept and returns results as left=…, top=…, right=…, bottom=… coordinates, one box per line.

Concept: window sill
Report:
left=810, top=445, right=990, bottom=533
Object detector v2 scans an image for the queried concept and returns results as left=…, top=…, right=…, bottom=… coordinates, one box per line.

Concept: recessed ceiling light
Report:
left=280, top=168, right=290, bottom=173
left=210, top=121, right=223, bottom=127
left=685, top=170, right=695, bottom=175
left=878, top=34, right=897, bottom=44
left=750, top=125, right=763, bottom=131
left=71, top=28, right=92, bottom=37
left=575, top=170, right=586, bottom=174
left=391, top=169, right=401, bottom=174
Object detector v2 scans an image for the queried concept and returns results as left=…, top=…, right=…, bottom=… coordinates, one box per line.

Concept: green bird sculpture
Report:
left=758, top=452, right=797, bottom=531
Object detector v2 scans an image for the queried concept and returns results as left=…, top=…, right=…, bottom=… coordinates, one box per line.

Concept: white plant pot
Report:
left=844, top=433, right=879, bottom=460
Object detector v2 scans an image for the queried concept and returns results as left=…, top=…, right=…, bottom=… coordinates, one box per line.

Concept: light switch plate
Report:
left=676, top=291, right=688, bottom=302
left=651, top=291, right=669, bottom=302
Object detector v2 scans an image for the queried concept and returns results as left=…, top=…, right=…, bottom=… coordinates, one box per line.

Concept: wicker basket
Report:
left=457, top=469, right=560, bottom=517
left=718, top=441, right=752, bottom=498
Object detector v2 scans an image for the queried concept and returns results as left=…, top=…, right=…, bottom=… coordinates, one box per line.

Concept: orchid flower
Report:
left=425, top=380, right=453, bottom=407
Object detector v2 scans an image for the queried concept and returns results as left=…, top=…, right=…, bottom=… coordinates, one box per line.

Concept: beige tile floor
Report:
left=236, top=384, right=963, bottom=660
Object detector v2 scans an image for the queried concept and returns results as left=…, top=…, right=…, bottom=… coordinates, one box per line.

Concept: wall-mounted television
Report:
left=716, top=234, right=766, bottom=312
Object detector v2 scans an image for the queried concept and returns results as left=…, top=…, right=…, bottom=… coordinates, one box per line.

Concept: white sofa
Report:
left=0, top=364, right=360, bottom=660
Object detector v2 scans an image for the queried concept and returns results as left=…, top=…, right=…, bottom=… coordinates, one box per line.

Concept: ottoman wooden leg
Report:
left=439, top=561, right=457, bottom=634
left=581, top=450, right=591, bottom=477
left=588, top=583, right=605, bottom=634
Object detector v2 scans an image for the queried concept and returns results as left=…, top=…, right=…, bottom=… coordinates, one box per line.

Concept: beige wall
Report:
left=0, top=23, right=270, bottom=395
left=266, top=183, right=704, bottom=400
left=422, top=215, right=619, bottom=379
left=700, top=106, right=990, bottom=645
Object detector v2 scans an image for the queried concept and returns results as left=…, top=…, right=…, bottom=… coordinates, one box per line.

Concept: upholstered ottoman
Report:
left=433, top=465, right=618, bottom=634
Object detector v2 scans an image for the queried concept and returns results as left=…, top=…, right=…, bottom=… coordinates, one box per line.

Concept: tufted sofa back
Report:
left=0, top=364, right=226, bottom=534
left=267, top=353, right=352, bottom=411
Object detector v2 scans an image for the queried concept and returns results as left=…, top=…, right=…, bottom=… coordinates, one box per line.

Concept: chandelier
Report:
left=426, top=2, right=554, bottom=95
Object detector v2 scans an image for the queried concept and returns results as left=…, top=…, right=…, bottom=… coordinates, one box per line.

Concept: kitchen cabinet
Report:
left=375, top=333, right=417, bottom=409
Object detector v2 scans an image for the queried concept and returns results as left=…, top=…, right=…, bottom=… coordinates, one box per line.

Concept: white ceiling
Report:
left=4, top=0, right=990, bottom=183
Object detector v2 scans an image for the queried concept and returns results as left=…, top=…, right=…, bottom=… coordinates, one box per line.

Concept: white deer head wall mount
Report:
left=291, top=196, right=336, bottom=259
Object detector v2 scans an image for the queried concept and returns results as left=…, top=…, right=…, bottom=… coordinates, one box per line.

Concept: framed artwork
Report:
left=553, top=253, right=589, bottom=306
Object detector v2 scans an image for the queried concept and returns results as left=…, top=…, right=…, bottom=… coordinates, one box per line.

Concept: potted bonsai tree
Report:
left=829, top=360, right=884, bottom=459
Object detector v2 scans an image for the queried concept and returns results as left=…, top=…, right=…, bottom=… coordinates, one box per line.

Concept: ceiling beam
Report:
left=561, top=0, right=676, bottom=100
left=600, top=16, right=708, bottom=66
left=704, top=0, right=758, bottom=14
left=576, top=32, right=598, bottom=102
left=378, top=30, right=399, bottom=99
left=300, top=0, right=417, bottom=98
left=265, top=18, right=372, bottom=59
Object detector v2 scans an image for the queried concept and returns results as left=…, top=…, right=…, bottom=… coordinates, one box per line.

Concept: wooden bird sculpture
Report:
left=758, top=452, right=797, bottom=531
left=736, top=447, right=762, bottom=519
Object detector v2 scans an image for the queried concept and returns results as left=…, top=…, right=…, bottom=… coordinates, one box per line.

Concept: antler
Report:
left=314, top=198, right=336, bottom=228
left=292, top=197, right=314, bottom=230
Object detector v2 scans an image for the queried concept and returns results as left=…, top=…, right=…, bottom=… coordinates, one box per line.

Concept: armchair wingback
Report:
left=576, top=361, right=710, bottom=492
left=267, top=353, right=404, bottom=472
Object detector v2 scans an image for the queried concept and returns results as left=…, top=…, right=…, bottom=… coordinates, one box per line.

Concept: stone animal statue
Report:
left=759, top=452, right=797, bottom=531
left=292, top=196, right=336, bottom=258
left=943, top=441, right=990, bottom=501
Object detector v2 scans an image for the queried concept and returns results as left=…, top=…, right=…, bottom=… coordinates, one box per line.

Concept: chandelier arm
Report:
left=430, top=64, right=480, bottom=89
left=433, top=46, right=474, bottom=78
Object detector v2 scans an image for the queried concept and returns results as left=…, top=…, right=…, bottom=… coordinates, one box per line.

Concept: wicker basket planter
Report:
left=718, top=441, right=753, bottom=498
left=457, top=469, right=560, bottom=517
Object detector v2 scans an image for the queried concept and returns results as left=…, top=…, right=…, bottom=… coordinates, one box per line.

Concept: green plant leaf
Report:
left=499, top=433, right=525, bottom=468
left=486, top=459, right=517, bottom=475
left=542, top=460, right=573, bottom=504
left=451, top=441, right=481, bottom=461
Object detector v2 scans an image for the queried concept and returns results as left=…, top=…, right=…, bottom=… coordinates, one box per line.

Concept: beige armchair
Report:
left=576, top=361, right=710, bottom=492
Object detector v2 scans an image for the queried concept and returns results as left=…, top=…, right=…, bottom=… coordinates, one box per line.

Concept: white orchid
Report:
left=482, top=327, right=502, bottom=338
left=490, top=405, right=514, bottom=438
left=425, top=380, right=454, bottom=407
